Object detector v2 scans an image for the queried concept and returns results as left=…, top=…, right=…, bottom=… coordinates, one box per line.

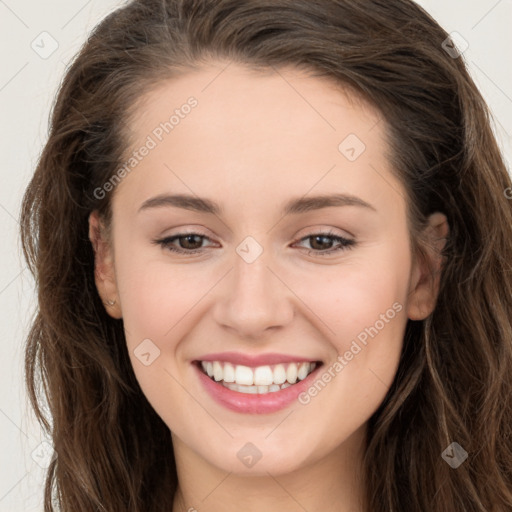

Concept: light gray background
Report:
left=1, top=1, right=511, bottom=510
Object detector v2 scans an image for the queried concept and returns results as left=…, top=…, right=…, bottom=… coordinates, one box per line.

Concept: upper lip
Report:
left=195, top=352, right=322, bottom=367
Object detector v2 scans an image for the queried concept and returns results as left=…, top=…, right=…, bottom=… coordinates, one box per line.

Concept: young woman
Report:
left=20, top=0, right=512, bottom=510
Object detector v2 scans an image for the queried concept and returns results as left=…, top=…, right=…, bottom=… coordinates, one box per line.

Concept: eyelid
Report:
left=291, top=230, right=356, bottom=254
left=158, top=225, right=216, bottom=238
left=293, top=224, right=356, bottom=240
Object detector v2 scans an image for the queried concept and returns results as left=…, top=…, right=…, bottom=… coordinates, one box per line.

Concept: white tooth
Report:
left=223, top=382, right=238, bottom=391
left=273, top=364, right=287, bottom=385
left=286, top=363, right=298, bottom=384
left=223, top=362, right=235, bottom=383
left=206, top=361, right=214, bottom=378
left=239, top=385, right=258, bottom=394
left=223, top=382, right=264, bottom=394
left=235, top=365, right=254, bottom=385
left=223, top=381, right=287, bottom=394
left=217, top=362, right=315, bottom=390
left=254, top=365, right=273, bottom=385
left=297, top=362, right=310, bottom=381
left=213, top=361, right=223, bottom=381
left=201, top=361, right=208, bottom=372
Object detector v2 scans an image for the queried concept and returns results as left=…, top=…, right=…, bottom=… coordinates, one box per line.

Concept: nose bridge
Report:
left=213, top=237, right=294, bottom=337
left=233, top=243, right=272, bottom=302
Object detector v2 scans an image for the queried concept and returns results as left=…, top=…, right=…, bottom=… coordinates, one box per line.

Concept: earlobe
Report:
left=407, top=212, right=449, bottom=321
left=88, top=211, right=122, bottom=319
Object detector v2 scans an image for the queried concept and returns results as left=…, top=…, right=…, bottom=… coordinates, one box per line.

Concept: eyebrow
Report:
left=137, top=193, right=377, bottom=216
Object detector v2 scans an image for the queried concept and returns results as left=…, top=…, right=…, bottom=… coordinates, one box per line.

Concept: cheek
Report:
left=289, top=279, right=408, bottom=456
left=114, top=250, right=204, bottom=431
left=114, top=242, right=205, bottom=342
left=296, top=241, right=411, bottom=347
left=292, top=240, right=411, bottom=408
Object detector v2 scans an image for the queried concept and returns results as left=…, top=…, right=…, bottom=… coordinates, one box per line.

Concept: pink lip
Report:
left=193, top=361, right=322, bottom=414
left=195, top=351, right=319, bottom=367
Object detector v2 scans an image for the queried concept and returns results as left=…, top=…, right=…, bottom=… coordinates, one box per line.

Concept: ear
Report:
left=88, top=210, right=122, bottom=319
left=407, top=212, right=449, bottom=320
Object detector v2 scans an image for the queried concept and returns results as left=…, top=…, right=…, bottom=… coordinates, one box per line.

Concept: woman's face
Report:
left=90, top=61, right=442, bottom=476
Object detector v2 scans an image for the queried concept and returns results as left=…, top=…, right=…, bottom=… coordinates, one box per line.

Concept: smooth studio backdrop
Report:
left=0, top=1, right=511, bottom=510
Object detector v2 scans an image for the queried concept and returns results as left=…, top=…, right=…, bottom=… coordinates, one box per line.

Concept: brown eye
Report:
left=308, top=235, right=337, bottom=251
left=294, top=231, right=356, bottom=256
left=175, top=234, right=204, bottom=250
left=153, top=232, right=214, bottom=255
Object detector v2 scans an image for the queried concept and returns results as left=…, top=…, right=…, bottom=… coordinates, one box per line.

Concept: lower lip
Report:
left=194, top=362, right=322, bottom=414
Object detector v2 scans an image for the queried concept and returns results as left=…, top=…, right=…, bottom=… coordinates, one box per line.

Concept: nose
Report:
left=212, top=246, right=294, bottom=340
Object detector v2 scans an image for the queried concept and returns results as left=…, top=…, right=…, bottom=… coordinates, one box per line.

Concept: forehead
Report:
left=112, top=62, right=404, bottom=218
left=128, top=62, right=381, bottom=143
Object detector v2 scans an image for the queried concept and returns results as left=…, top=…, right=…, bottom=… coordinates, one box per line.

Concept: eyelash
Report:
left=153, top=230, right=356, bottom=257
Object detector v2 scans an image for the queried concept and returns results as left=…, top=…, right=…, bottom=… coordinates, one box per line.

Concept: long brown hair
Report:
left=20, top=0, right=512, bottom=510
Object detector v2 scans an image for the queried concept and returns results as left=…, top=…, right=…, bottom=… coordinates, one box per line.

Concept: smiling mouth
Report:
left=195, top=360, right=322, bottom=394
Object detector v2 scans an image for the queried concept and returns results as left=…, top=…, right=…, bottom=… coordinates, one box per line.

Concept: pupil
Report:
left=182, top=235, right=201, bottom=249
left=312, top=235, right=332, bottom=250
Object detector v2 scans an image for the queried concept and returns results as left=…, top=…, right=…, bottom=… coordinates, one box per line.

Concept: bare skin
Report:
left=89, top=61, right=448, bottom=512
